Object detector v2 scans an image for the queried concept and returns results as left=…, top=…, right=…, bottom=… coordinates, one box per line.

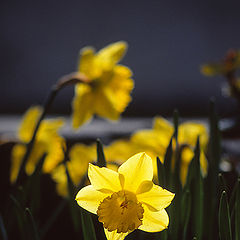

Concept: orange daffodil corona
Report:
left=76, top=152, right=175, bottom=240
left=72, top=41, right=134, bottom=129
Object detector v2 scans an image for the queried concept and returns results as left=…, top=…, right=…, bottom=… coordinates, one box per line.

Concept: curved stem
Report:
left=14, top=72, right=89, bottom=186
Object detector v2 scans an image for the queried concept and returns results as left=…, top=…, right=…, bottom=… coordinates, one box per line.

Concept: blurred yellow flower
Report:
left=52, top=143, right=119, bottom=197
left=76, top=152, right=174, bottom=240
left=72, top=41, right=134, bottom=129
left=10, top=106, right=65, bottom=183
left=131, top=117, right=209, bottom=185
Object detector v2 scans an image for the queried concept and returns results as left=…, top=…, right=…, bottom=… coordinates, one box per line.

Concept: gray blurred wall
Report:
left=1, top=0, right=240, bottom=117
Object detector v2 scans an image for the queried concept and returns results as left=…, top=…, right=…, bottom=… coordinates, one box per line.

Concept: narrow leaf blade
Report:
left=219, top=191, right=232, bottom=240
left=96, top=139, right=106, bottom=167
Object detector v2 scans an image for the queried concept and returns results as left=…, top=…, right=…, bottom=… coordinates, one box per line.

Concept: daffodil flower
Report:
left=72, top=41, right=134, bottom=129
left=76, top=152, right=174, bottom=240
left=10, top=106, right=65, bottom=183
left=52, top=143, right=119, bottom=197
left=131, top=117, right=208, bottom=185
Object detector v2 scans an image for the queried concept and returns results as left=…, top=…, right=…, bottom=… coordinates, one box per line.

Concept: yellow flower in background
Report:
left=72, top=41, right=134, bottom=129
left=52, top=143, right=120, bottom=197
left=52, top=143, right=96, bottom=196
left=10, top=106, right=65, bottom=183
left=130, top=117, right=209, bottom=184
left=76, top=152, right=174, bottom=240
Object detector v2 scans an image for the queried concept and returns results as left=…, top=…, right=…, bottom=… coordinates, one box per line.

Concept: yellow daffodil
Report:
left=72, top=41, right=134, bottom=129
left=52, top=143, right=119, bottom=197
left=76, top=152, right=174, bottom=240
left=52, top=143, right=96, bottom=196
left=130, top=117, right=209, bottom=184
left=10, top=106, right=65, bottom=183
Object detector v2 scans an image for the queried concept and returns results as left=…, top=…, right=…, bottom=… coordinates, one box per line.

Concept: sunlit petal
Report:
left=104, top=228, right=129, bottom=240
left=118, top=152, right=153, bottom=193
left=88, top=164, right=122, bottom=192
left=76, top=185, right=109, bottom=214
left=153, top=117, right=174, bottom=135
left=97, top=41, right=128, bottom=70
left=137, top=184, right=175, bottom=211
left=94, top=88, right=120, bottom=120
left=18, top=106, right=42, bottom=142
left=78, top=47, right=102, bottom=79
left=139, top=207, right=169, bottom=232
left=72, top=84, right=94, bottom=128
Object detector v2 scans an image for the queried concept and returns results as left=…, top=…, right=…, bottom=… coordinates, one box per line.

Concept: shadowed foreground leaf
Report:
left=96, top=138, right=106, bottom=167
left=235, top=178, right=240, bottom=240
left=219, top=191, right=232, bottom=240
left=80, top=208, right=97, bottom=240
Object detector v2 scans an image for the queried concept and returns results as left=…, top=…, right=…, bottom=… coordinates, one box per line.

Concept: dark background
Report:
left=1, top=0, right=240, bottom=117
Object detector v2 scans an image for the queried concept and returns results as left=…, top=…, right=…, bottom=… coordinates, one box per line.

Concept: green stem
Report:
left=14, top=72, right=90, bottom=186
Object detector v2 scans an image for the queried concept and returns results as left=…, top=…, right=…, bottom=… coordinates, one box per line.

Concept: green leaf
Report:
left=40, top=199, right=67, bottom=239
left=205, top=98, right=221, bottom=238
left=25, top=208, right=40, bottom=240
left=64, top=163, right=80, bottom=233
left=184, top=138, right=203, bottom=240
left=25, top=153, right=46, bottom=215
left=235, top=178, right=240, bottom=240
left=0, top=214, right=7, bottom=240
left=218, top=173, right=227, bottom=194
left=96, top=139, right=106, bottom=167
left=173, top=109, right=179, bottom=141
left=219, top=191, right=232, bottom=240
left=181, top=190, right=191, bottom=240
left=80, top=207, right=97, bottom=240
left=157, top=157, right=166, bottom=187
left=164, top=137, right=173, bottom=187
left=10, top=195, right=27, bottom=239
left=192, top=138, right=203, bottom=240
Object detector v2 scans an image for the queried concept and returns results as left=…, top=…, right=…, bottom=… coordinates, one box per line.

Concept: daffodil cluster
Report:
left=51, top=116, right=208, bottom=197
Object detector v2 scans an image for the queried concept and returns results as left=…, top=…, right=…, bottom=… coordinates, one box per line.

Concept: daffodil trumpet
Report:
left=76, top=152, right=175, bottom=240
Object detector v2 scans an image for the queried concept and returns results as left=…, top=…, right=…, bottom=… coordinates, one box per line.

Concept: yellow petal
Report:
left=10, top=144, right=26, bottom=183
left=118, top=152, right=153, bottom=193
left=139, top=207, right=169, bottom=232
left=75, top=185, right=108, bottom=214
left=43, top=136, right=65, bottom=173
left=72, top=84, right=94, bottom=128
left=178, top=122, right=208, bottom=148
left=78, top=47, right=101, bottom=79
left=106, top=66, right=134, bottom=113
left=25, top=142, right=46, bottom=175
left=137, top=184, right=174, bottom=211
left=97, top=41, right=128, bottom=70
left=18, top=106, right=42, bottom=142
left=104, top=228, right=129, bottom=240
left=88, top=164, right=122, bottom=192
left=94, top=88, right=120, bottom=120
left=153, top=117, right=174, bottom=135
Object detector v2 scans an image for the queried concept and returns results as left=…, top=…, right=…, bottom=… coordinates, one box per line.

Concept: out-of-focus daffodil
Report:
left=72, top=41, right=134, bottom=129
left=52, top=143, right=96, bottom=196
left=76, top=152, right=174, bottom=240
left=10, top=106, right=65, bottom=183
left=52, top=143, right=120, bottom=197
left=131, top=117, right=209, bottom=185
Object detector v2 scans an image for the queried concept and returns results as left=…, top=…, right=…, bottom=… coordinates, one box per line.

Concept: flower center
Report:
left=97, top=190, right=144, bottom=233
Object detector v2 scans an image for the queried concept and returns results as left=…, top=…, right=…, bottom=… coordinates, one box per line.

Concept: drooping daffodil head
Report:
left=75, top=152, right=175, bottom=240
left=10, top=106, right=65, bottom=183
left=72, top=41, right=134, bottom=129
